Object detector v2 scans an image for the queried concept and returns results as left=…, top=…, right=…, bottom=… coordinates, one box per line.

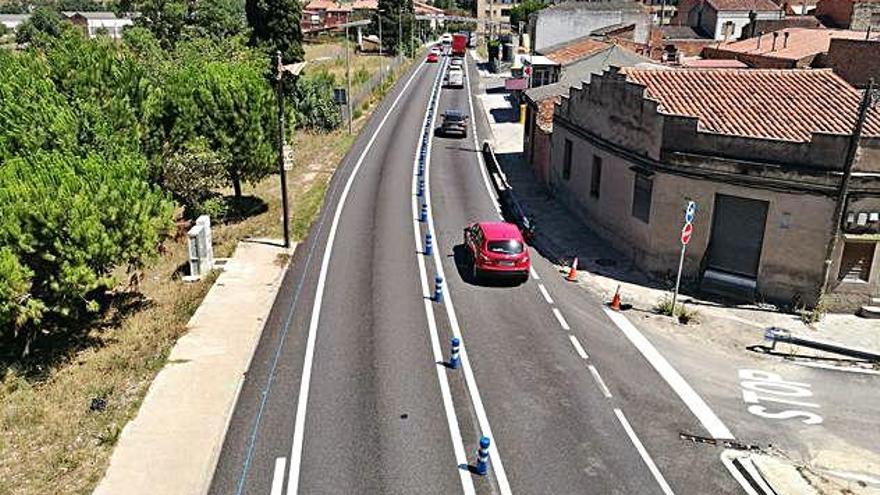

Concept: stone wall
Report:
left=532, top=8, right=651, bottom=51
left=821, top=38, right=880, bottom=88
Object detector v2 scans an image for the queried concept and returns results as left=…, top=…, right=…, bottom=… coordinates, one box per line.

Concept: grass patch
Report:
left=0, top=49, right=415, bottom=495
left=654, top=295, right=700, bottom=325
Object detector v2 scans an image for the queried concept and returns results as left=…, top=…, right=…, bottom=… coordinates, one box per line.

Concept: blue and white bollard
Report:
left=434, top=276, right=443, bottom=303
left=425, top=232, right=433, bottom=255
left=475, top=436, right=490, bottom=475
left=418, top=163, right=424, bottom=177
left=417, top=179, right=424, bottom=197
left=449, top=337, right=460, bottom=369
left=420, top=204, right=428, bottom=223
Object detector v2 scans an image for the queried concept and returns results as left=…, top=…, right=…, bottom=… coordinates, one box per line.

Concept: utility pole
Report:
left=819, top=78, right=879, bottom=300
left=345, top=14, right=353, bottom=134
left=274, top=51, right=291, bottom=248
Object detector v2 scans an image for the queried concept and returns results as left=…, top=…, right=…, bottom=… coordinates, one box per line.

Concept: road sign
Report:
left=283, top=144, right=294, bottom=171
left=685, top=201, right=696, bottom=224
left=681, top=222, right=693, bottom=245
left=333, top=88, right=347, bottom=105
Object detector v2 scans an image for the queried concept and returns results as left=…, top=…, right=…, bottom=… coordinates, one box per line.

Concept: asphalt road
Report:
left=209, top=51, right=748, bottom=494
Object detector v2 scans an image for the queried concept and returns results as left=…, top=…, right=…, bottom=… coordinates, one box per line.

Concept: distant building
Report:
left=815, top=0, right=880, bottom=30
left=549, top=67, right=880, bottom=309
left=528, top=1, right=652, bottom=52
left=64, top=11, right=133, bottom=39
left=476, top=0, right=523, bottom=33
left=674, top=0, right=784, bottom=40
left=0, top=14, right=30, bottom=32
left=822, top=36, right=880, bottom=87
left=737, top=14, right=825, bottom=39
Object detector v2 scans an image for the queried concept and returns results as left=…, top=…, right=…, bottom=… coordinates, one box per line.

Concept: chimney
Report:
left=771, top=31, right=779, bottom=51
left=757, top=31, right=764, bottom=49
left=783, top=31, right=790, bottom=48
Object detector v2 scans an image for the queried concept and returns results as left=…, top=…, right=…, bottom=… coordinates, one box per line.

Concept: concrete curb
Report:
left=93, top=240, right=294, bottom=495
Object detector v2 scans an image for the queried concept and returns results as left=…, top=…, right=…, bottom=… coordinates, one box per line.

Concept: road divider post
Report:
left=475, top=436, right=490, bottom=475
left=450, top=337, right=460, bottom=369
left=418, top=179, right=424, bottom=197
left=434, top=276, right=444, bottom=303
left=425, top=232, right=433, bottom=255
left=420, top=204, right=428, bottom=223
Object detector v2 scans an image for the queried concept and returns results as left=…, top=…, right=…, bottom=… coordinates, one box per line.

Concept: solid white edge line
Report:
left=614, top=408, right=676, bottom=495
left=588, top=364, right=612, bottom=398
left=603, top=308, right=735, bottom=440
left=285, top=60, right=428, bottom=495
left=537, top=283, right=554, bottom=305
left=270, top=457, right=287, bottom=495
left=719, top=451, right=762, bottom=495
left=411, top=57, right=476, bottom=495
left=427, top=53, right=513, bottom=495
left=463, top=53, right=502, bottom=217
left=568, top=334, right=589, bottom=360
left=552, top=307, right=571, bottom=331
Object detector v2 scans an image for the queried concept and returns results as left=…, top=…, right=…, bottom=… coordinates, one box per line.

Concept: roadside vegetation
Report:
left=654, top=295, right=701, bottom=325
left=0, top=0, right=415, bottom=491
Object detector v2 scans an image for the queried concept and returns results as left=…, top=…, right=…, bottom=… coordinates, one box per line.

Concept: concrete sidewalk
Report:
left=94, top=240, right=293, bottom=495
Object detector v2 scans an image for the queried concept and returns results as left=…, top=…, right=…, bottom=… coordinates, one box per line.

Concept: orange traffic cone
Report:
left=566, top=257, right=578, bottom=282
left=610, top=285, right=621, bottom=311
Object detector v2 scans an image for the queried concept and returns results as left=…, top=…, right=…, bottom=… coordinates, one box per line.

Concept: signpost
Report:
left=671, top=201, right=696, bottom=316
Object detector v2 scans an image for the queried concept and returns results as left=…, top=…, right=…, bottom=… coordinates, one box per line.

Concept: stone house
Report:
left=674, top=0, right=785, bottom=40
left=815, top=0, right=880, bottom=30
left=549, top=67, right=880, bottom=310
left=64, top=11, right=134, bottom=39
left=528, top=1, right=652, bottom=52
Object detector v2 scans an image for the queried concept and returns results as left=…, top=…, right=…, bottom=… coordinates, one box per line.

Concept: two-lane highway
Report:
left=210, top=47, right=749, bottom=495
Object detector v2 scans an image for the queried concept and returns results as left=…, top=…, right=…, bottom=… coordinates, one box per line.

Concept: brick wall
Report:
left=815, top=0, right=855, bottom=27
left=821, top=38, right=880, bottom=87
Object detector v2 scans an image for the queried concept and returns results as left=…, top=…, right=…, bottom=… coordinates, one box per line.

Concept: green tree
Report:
left=377, top=0, right=414, bottom=55
left=245, top=0, right=303, bottom=63
left=15, top=6, right=67, bottom=45
left=508, top=0, right=545, bottom=31
left=187, top=0, right=248, bottom=40
left=119, top=0, right=188, bottom=49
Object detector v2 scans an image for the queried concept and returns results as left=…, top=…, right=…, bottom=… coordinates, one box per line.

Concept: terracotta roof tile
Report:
left=542, top=37, right=610, bottom=66
left=622, top=68, right=880, bottom=142
left=352, top=0, right=378, bottom=8
left=705, top=0, right=781, bottom=11
left=306, top=0, right=335, bottom=10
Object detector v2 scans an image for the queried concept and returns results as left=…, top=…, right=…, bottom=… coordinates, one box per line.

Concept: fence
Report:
left=348, top=55, right=409, bottom=114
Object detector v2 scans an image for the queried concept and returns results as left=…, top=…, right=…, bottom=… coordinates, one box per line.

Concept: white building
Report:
left=63, top=11, right=134, bottom=39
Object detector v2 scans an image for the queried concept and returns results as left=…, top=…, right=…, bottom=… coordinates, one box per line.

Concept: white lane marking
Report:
left=552, top=307, right=571, bottom=331
left=568, top=334, right=589, bottom=360
left=603, top=308, right=734, bottom=440
left=537, top=283, right=554, bottom=305
left=614, top=408, right=676, bottom=495
left=286, top=60, right=428, bottom=495
left=410, top=58, right=476, bottom=495
left=719, top=451, right=762, bottom=495
left=529, top=266, right=540, bottom=280
left=588, top=364, right=612, bottom=398
left=426, top=54, right=513, bottom=495
left=463, top=54, right=501, bottom=216
left=270, top=457, right=287, bottom=495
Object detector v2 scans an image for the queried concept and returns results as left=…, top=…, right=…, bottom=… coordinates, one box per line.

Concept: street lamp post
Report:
left=819, top=78, right=880, bottom=301
left=274, top=52, right=307, bottom=249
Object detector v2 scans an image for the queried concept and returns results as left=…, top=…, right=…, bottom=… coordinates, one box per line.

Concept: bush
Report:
left=654, top=295, right=700, bottom=324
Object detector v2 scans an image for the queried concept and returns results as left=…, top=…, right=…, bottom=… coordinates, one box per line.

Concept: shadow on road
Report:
left=451, top=244, right=525, bottom=288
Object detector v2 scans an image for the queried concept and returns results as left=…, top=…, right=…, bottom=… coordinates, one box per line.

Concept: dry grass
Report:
left=304, top=39, right=389, bottom=95
left=0, top=53, right=414, bottom=495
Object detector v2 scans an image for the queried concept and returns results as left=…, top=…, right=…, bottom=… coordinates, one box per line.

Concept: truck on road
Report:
left=452, top=33, right=467, bottom=58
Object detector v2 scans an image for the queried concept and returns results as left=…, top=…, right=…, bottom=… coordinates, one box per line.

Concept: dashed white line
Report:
left=538, top=283, right=554, bottom=305
left=270, top=457, right=287, bottom=495
left=285, top=60, right=428, bottom=495
left=603, top=308, right=734, bottom=440
left=552, top=307, right=571, bottom=331
left=568, top=334, right=589, bottom=360
left=588, top=364, right=612, bottom=398
left=529, top=266, right=540, bottom=280
left=411, top=58, right=476, bottom=495
left=614, top=408, right=676, bottom=495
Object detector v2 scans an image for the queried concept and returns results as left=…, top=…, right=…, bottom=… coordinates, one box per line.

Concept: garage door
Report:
left=706, top=194, right=769, bottom=278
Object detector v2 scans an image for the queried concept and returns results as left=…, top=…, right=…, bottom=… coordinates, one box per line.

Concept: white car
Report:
left=450, top=58, right=463, bottom=69
left=446, top=67, right=464, bottom=88
left=440, top=33, right=452, bottom=45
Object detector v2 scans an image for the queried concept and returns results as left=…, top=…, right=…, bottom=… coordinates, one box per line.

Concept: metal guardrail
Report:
left=764, top=327, right=880, bottom=363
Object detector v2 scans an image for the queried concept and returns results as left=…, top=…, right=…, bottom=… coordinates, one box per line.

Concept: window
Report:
left=562, top=139, right=572, bottom=180
left=721, top=21, right=735, bottom=37
left=590, top=155, right=602, bottom=198
left=487, top=240, right=524, bottom=254
left=632, top=173, right=653, bottom=223
left=501, top=8, right=511, bottom=16
left=839, top=242, right=875, bottom=282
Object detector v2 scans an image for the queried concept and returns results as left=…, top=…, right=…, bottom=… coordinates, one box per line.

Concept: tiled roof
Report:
left=352, top=0, right=378, bottom=8
left=541, top=36, right=610, bottom=66
left=705, top=0, right=781, bottom=11
left=622, top=68, right=880, bottom=142
left=415, top=1, right=445, bottom=14
left=306, top=0, right=336, bottom=10
left=679, top=57, right=749, bottom=67
left=709, top=28, right=876, bottom=61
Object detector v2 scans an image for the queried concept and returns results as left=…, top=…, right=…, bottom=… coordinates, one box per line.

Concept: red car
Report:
left=427, top=52, right=439, bottom=63
left=463, top=222, right=530, bottom=283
